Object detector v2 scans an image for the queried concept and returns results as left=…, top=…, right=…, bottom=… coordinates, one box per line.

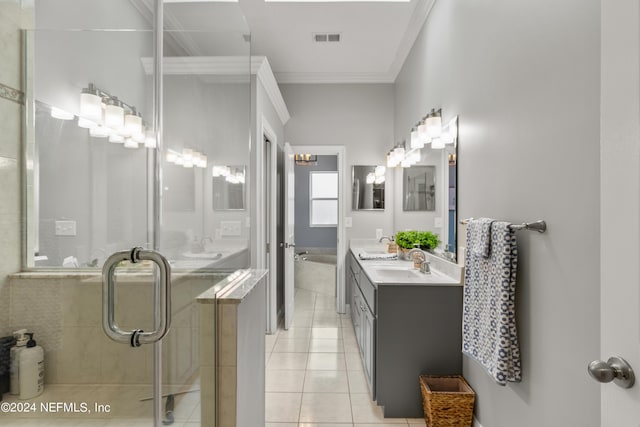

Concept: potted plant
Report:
left=395, top=230, right=440, bottom=260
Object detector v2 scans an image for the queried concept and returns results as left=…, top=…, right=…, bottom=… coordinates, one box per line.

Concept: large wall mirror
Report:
left=212, top=165, right=246, bottom=210
left=397, top=115, right=458, bottom=262
left=403, top=166, right=435, bottom=211
left=352, top=165, right=386, bottom=210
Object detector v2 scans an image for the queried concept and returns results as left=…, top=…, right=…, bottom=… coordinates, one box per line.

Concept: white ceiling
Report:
left=159, top=0, right=435, bottom=83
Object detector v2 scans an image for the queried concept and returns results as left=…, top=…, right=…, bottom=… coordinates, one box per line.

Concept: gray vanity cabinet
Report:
left=347, top=249, right=462, bottom=418
left=348, top=251, right=376, bottom=398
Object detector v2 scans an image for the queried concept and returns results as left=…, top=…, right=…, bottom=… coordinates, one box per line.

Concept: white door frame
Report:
left=259, top=116, right=279, bottom=334
left=291, top=145, right=347, bottom=314
left=599, top=2, right=640, bottom=425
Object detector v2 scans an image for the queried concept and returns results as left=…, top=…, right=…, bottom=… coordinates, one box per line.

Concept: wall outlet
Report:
left=345, top=217, right=353, bottom=228
left=55, top=220, right=77, bottom=236
left=434, top=217, right=443, bottom=228
left=220, top=221, right=241, bottom=236
left=375, top=228, right=383, bottom=240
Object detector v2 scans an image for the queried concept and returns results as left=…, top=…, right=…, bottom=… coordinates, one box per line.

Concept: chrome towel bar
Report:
left=460, top=218, right=547, bottom=233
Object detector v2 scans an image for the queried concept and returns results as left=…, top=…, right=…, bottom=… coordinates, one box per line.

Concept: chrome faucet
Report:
left=379, top=235, right=395, bottom=243
left=407, top=248, right=431, bottom=274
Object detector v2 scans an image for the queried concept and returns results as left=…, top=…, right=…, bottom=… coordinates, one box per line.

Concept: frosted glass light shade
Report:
left=105, top=103, right=124, bottom=129
left=426, top=111, right=442, bottom=138
left=109, top=134, right=124, bottom=144
left=80, top=92, right=102, bottom=122
left=374, top=175, right=385, bottom=184
left=366, top=172, right=375, bottom=184
left=124, top=138, right=139, bottom=149
left=374, top=165, right=386, bottom=176
left=50, top=107, right=74, bottom=120
left=182, top=149, right=194, bottom=168
left=89, top=126, right=110, bottom=138
left=78, top=118, right=96, bottom=129
left=410, top=128, right=423, bottom=149
left=124, top=113, right=142, bottom=135
left=144, top=130, right=157, bottom=148
left=431, top=137, right=445, bottom=149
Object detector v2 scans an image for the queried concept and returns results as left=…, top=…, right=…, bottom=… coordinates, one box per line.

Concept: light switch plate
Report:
left=375, top=229, right=383, bottom=240
left=55, top=220, right=77, bottom=236
left=345, top=217, right=353, bottom=228
left=220, top=221, right=241, bottom=236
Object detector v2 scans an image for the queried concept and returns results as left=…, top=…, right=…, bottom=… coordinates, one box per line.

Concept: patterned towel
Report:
left=462, top=220, right=521, bottom=385
left=467, top=217, right=494, bottom=258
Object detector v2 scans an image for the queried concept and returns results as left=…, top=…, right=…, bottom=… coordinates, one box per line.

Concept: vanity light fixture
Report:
left=123, top=137, right=139, bottom=149
left=109, top=134, right=125, bottom=144
left=410, top=126, right=423, bottom=149
left=431, top=137, right=445, bottom=149
left=50, top=107, right=74, bottom=120
left=76, top=83, right=154, bottom=149
left=166, top=148, right=208, bottom=168
left=366, top=172, right=375, bottom=184
left=104, top=98, right=125, bottom=130
left=80, top=84, right=103, bottom=123
left=426, top=108, right=442, bottom=138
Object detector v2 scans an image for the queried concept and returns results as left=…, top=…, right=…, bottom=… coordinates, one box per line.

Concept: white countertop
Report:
left=350, top=246, right=463, bottom=286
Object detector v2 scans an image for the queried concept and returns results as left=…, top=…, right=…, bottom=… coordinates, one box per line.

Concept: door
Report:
left=283, top=142, right=296, bottom=329
left=598, top=2, right=640, bottom=425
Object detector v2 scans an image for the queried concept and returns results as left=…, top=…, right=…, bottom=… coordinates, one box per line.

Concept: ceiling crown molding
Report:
left=140, top=55, right=290, bottom=125
left=387, top=0, right=436, bottom=81
left=274, top=71, right=395, bottom=84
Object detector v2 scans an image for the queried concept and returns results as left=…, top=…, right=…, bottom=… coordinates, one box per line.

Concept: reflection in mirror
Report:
left=212, top=166, right=246, bottom=210
left=403, top=166, right=435, bottom=211
left=352, top=165, right=385, bottom=210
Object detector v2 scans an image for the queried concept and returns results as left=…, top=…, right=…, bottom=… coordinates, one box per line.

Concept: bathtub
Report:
left=295, top=249, right=337, bottom=296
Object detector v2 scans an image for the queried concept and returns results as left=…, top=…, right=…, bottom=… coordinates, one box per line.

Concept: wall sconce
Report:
left=386, top=142, right=420, bottom=168
left=166, top=148, right=208, bottom=168
left=62, top=83, right=155, bottom=150
left=213, top=165, right=245, bottom=184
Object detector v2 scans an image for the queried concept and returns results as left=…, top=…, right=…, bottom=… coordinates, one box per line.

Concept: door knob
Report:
left=588, top=356, right=635, bottom=388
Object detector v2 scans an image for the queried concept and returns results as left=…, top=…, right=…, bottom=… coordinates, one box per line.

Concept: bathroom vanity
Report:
left=347, top=247, right=463, bottom=418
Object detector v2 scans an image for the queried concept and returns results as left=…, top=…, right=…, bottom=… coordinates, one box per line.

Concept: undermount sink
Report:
left=370, top=266, right=424, bottom=280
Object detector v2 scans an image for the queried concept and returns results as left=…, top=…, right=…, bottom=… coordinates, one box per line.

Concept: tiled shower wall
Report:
left=0, top=2, right=32, bottom=337
left=7, top=273, right=223, bottom=384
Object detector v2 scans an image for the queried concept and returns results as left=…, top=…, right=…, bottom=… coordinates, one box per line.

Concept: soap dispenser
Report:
left=18, top=333, right=44, bottom=399
left=9, top=329, right=28, bottom=395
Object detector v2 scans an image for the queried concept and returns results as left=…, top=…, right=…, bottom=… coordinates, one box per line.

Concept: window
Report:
left=310, top=171, right=338, bottom=227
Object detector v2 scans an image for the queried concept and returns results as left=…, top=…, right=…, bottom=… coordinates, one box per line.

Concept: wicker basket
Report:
left=420, top=375, right=475, bottom=427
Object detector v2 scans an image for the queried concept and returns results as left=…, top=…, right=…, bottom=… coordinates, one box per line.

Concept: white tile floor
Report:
left=265, top=288, right=426, bottom=427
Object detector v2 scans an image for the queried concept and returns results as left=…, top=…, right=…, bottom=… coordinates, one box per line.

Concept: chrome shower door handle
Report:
left=102, top=247, right=172, bottom=347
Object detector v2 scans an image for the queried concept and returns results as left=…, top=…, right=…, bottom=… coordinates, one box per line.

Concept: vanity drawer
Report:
left=358, top=273, right=376, bottom=314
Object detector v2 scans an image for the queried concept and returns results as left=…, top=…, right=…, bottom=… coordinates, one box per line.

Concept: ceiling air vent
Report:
left=313, top=33, right=341, bottom=43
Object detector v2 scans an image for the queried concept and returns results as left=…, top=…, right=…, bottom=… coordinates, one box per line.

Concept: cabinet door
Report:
left=352, top=285, right=362, bottom=347
left=362, top=306, right=375, bottom=395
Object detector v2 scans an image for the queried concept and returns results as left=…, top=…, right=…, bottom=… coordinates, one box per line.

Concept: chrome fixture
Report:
left=102, top=247, right=171, bottom=347
left=379, top=236, right=394, bottom=243
left=588, top=356, right=635, bottom=389
left=460, top=218, right=547, bottom=233
left=408, top=248, right=431, bottom=274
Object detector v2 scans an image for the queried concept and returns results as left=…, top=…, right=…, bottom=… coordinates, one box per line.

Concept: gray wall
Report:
left=394, top=1, right=600, bottom=426
left=294, top=155, right=338, bottom=249
left=281, top=84, right=395, bottom=241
